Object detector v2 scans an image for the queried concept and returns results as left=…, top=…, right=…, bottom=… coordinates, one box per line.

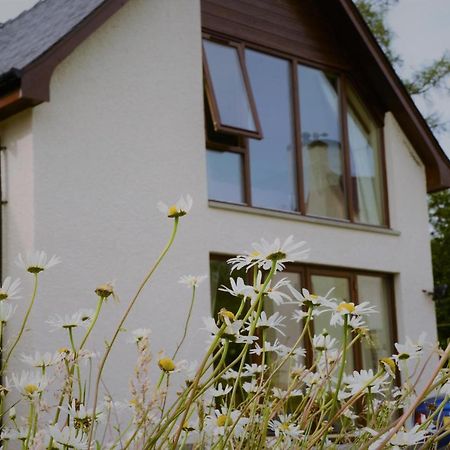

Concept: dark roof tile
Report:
left=0, top=0, right=105, bottom=76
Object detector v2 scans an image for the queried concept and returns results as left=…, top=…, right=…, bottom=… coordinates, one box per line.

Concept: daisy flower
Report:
left=48, top=425, right=88, bottom=450
left=0, top=276, right=21, bottom=301
left=244, top=272, right=293, bottom=305
left=268, top=414, right=303, bottom=440
left=368, top=425, right=430, bottom=450
left=288, top=287, right=334, bottom=309
left=16, top=250, right=61, bottom=273
left=21, top=351, right=62, bottom=369
left=209, top=383, right=232, bottom=397
left=243, top=379, right=259, bottom=393
left=242, top=363, right=267, bottom=377
left=250, top=339, right=282, bottom=356
left=393, top=333, right=427, bottom=361
left=221, top=369, right=239, bottom=380
left=246, top=311, right=286, bottom=335
left=9, top=370, right=48, bottom=399
left=0, top=302, right=17, bottom=323
left=60, top=400, right=97, bottom=432
left=202, top=316, right=243, bottom=340
left=157, top=194, right=193, bottom=218
left=228, top=236, right=309, bottom=273
left=341, top=369, right=389, bottom=399
left=178, top=274, right=207, bottom=288
left=327, top=301, right=376, bottom=326
left=313, top=334, right=337, bottom=351
left=128, top=328, right=152, bottom=344
left=47, top=311, right=86, bottom=331
left=219, top=277, right=253, bottom=298
left=204, top=407, right=249, bottom=438
left=1, top=426, right=29, bottom=441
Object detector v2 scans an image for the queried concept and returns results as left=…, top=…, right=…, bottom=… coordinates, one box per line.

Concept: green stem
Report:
left=67, top=327, right=83, bottom=399
left=173, top=285, right=196, bottom=359
left=2, top=274, right=39, bottom=375
left=79, top=295, right=104, bottom=351
left=331, top=315, right=349, bottom=415
left=87, top=217, right=180, bottom=448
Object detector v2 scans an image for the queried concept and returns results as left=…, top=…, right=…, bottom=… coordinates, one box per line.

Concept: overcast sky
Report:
left=0, top=0, right=449, bottom=155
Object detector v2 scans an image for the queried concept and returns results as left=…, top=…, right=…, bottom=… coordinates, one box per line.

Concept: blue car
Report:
left=415, top=396, right=450, bottom=448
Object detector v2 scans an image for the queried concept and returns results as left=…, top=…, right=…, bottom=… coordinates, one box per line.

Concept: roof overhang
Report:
left=0, top=0, right=130, bottom=120
left=317, top=0, right=450, bottom=192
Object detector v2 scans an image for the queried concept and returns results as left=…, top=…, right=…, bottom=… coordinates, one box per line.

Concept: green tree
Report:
left=355, top=0, right=450, bottom=346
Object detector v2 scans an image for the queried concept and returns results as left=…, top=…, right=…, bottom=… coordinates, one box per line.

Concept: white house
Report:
left=0, top=0, right=449, bottom=401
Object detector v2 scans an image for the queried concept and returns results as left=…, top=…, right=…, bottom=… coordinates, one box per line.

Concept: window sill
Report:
left=208, top=201, right=401, bottom=236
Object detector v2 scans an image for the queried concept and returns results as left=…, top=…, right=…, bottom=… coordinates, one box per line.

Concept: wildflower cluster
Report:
left=0, top=196, right=448, bottom=449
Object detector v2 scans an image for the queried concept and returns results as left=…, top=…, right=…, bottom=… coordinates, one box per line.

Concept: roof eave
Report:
left=332, top=0, right=450, bottom=192
left=0, top=0, right=131, bottom=119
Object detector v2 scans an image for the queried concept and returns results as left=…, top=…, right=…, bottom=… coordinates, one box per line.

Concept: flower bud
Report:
left=219, top=308, right=235, bottom=322
left=95, top=283, right=114, bottom=299
left=158, top=357, right=176, bottom=372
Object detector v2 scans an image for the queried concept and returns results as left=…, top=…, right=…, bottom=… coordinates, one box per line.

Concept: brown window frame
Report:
left=203, top=32, right=390, bottom=229
left=209, top=254, right=398, bottom=373
left=203, top=35, right=263, bottom=140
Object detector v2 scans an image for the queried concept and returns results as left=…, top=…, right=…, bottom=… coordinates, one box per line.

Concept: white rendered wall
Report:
left=1, top=0, right=437, bottom=400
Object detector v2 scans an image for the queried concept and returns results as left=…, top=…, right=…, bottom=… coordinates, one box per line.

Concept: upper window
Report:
left=203, top=36, right=388, bottom=227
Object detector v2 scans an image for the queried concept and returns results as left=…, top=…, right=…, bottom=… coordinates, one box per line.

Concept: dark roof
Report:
left=0, top=0, right=448, bottom=191
left=0, top=0, right=105, bottom=81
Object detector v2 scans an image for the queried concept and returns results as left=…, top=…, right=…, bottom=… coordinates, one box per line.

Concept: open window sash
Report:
left=203, top=38, right=263, bottom=139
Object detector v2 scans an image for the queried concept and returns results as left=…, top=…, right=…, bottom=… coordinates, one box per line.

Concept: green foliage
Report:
left=354, top=0, right=401, bottom=67
left=429, top=190, right=450, bottom=346
left=355, top=0, right=450, bottom=132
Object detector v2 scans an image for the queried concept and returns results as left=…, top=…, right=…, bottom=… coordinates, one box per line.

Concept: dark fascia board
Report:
left=0, top=0, right=131, bottom=115
left=327, top=0, right=450, bottom=192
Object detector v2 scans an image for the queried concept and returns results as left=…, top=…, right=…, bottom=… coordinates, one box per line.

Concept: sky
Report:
left=0, top=0, right=449, bottom=155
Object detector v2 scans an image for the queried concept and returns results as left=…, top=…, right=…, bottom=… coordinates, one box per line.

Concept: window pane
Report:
left=347, top=88, right=384, bottom=225
left=246, top=50, right=297, bottom=211
left=266, top=272, right=303, bottom=389
left=298, top=66, right=347, bottom=219
left=206, top=150, right=245, bottom=204
left=357, top=275, right=392, bottom=371
left=311, top=275, right=354, bottom=371
left=203, top=40, right=256, bottom=132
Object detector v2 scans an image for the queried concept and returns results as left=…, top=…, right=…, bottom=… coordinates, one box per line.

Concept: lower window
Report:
left=209, top=257, right=396, bottom=381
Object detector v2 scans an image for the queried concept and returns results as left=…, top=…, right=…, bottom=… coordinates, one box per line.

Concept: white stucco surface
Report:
left=0, top=0, right=437, bottom=400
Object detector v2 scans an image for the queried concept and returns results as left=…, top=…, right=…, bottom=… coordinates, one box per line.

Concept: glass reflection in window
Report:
left=203, top=40, right=257, bottom=133
left=206, top=149, right=245, bottom=204
left=357, top=275, right=392, bottom=370
left=347, top=88, right=384, bottom=225
left=298, top=66, right=347, bottom=219
left=246, top=50, right=298, bottom=212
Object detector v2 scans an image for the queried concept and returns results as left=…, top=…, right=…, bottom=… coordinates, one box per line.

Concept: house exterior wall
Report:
left=0, top=0, right=436, bottom=397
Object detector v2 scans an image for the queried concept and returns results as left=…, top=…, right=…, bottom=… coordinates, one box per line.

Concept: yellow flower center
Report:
left=168, top=205, right=178, bottom=216
left=24, top=384, right=39, bottom=395
left=337, top=302, right=356, bottom=314
left=249, top=250, right=261, bottom=258
left=216, top=415, right=233, bottom=427
left=158, top=357, right=176, bottom=372
left=310, top=294, right=319, bottom=300
left=280, top=422, right=290, bottom=431
left=0, top=291, right=7, bottom=301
